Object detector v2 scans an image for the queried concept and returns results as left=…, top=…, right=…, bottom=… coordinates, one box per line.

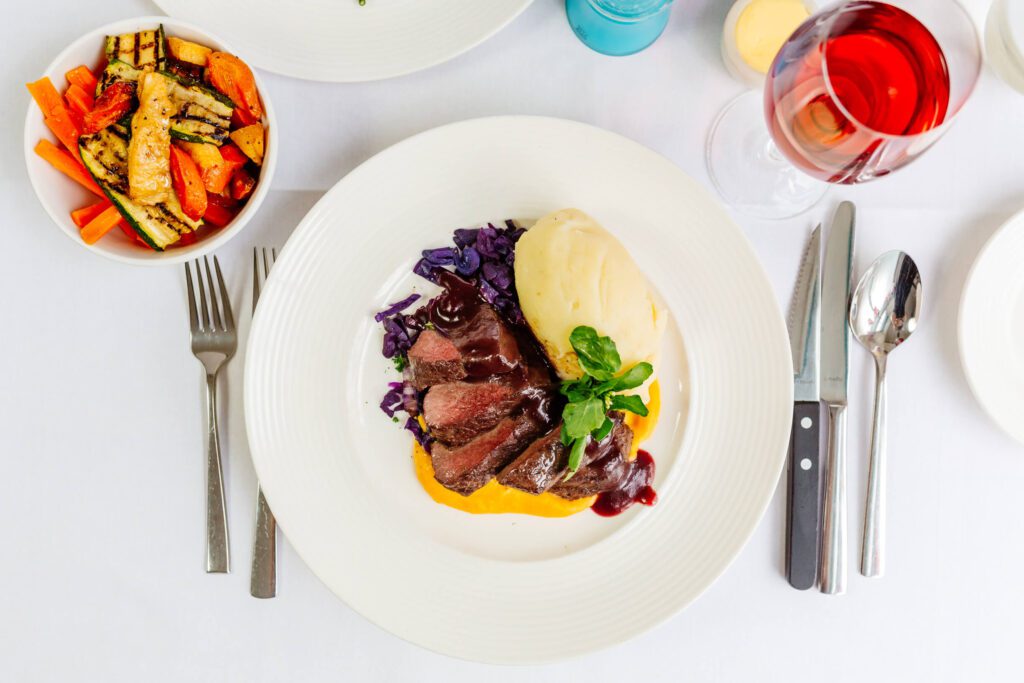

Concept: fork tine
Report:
left=203, top=256, right=224, bottom=331
left=213, top=256, right=234, bottom=331
left=194, top=259, right=211, bottom=330
left=252, top=248, right=261, bottom=316
left=271, top=248, right=277, bottom=262
left=184, top=262, right=200, bottom=333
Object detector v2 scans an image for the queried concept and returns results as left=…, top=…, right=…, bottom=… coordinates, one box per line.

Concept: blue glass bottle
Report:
left=565, top=0, right=674, bottom=56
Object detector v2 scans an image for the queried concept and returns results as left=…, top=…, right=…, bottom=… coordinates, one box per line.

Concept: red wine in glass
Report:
left=766, top=1, right=951, bottom=184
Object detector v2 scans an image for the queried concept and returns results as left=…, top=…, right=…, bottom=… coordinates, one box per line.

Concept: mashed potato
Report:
left=514, top=209, right=666, bottom=382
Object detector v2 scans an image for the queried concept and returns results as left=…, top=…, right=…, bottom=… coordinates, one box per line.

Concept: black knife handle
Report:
left=786, top=401, right=822, bottom=590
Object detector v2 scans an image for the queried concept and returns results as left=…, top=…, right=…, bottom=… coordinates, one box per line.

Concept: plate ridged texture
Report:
left=244, top=117, right=793, bottom=663
left=959, top=208, right=1024, bottom=445
left=153, top=0, right=534, bottom=82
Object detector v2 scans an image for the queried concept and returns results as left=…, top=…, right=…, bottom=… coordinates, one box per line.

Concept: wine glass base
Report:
left=706, top=91, right=828, bottom=221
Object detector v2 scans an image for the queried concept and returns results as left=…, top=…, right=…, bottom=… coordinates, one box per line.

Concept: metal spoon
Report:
left=849, top=251, right=922, bottom=578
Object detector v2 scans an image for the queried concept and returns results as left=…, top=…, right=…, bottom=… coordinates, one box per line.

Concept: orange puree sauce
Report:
left=413, top=381, right=661, bottom=517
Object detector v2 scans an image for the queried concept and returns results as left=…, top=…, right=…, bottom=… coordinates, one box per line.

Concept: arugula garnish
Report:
left=560, top=326, right=653, bottom=477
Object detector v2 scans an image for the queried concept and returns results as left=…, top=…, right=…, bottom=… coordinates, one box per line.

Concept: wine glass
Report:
left=706, top=0, right=982, bottom=220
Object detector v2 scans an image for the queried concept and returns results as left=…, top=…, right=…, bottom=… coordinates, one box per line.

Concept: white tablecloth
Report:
left=4, top=0, right=1024, bottom=680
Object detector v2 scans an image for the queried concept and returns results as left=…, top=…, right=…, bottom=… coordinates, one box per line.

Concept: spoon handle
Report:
left=861, top=354, right=888, bottom=578
left=819, top=403, right=847, bottom=595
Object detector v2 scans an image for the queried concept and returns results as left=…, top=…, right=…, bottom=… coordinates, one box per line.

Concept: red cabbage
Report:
left=374, top=293, right=421, bottom=323
left=379, top=219, right=527, bottom=443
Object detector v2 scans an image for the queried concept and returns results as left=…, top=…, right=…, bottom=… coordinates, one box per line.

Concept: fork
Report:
left=250, top=247, right=278, bottom=598
left=184, top=256, right=237, bottom=574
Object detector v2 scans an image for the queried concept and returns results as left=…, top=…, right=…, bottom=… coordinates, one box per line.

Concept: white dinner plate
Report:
left=244, top=116, right=793, bottom=663
left=959, top=208, right=1024, bottom=445
left=152, top=0, right=533, bottom=82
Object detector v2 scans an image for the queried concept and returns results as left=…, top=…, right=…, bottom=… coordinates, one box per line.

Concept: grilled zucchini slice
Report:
left=161, top=73, right=234, bottom=145
left=105, top=25, right=166, bottom=71
left=79, top=127, right=201, bottom=251
left=95, top=59, right=142, bottom=96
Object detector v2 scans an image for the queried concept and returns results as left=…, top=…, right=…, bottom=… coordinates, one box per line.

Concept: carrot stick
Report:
left=64, top=84, right=94, bottom=116
left=26, top=77, right=63, bottom=115
left=71, top=200, right=112, bottom=227
left=33, top=139, right=102, bottom=196
left=80, top=205, right=123, bottom=244
left=65, top=65, right=98, bottom=94
left=44, top=109, right=82, bottom=162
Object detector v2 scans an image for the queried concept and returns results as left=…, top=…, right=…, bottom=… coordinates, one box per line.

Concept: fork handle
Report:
left=250, top=486, right=277, bottom=598
left=205, top=372, right=230, bottom=573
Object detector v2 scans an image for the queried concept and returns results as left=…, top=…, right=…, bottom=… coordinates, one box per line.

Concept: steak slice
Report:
left=496, top=425, right=565, bottom=494
left=423, top=380, right=521, bottom=445
left=429, top=272, right=523, bottom=379
left=498, top=414, right=632, bottom=496
left=449, top=304, right=522, bottom=378
left=407, top=329, right=466, bottom=389
left=431, top=413, right=544, bottom=495
left=550, top=421, right=634, bottom=500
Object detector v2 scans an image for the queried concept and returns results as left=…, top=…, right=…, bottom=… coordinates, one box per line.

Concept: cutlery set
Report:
left=785, top=202, right=923, bottom=594
left=184, top=250, right=279, bottom=598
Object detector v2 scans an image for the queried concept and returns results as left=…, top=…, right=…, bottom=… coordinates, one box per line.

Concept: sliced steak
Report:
left=498, top=413, right=632, bottom=496
left=407, top=329, right=466, bottom=389
left=550, top=420, right=634, bottom=500
left=496, top=426, right=565, bottom=494
left=431, top=413, right=545, bottom=495
left=423, top=380, right=520, bottom=445
left=428, top=272, right=522, bottom=378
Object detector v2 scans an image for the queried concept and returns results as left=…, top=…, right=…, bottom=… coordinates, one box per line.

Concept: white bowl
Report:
left=23, top=15, right=278, bottom=266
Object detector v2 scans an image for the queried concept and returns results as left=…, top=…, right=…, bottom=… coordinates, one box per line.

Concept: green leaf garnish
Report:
left=569, top=326, right=621, bottom=380
left=609, top=362, right=653, bottom=392
left=392, top=355, right=408, bottom=372
left=592, top=417, right=614, bottom=442
left=559, top=326, right=653, bottom=475
left=565, top=436, right=589, bottom=479
left=609, top=394, right=649, bottom=417
left=563, top=396, right=607, bottom=440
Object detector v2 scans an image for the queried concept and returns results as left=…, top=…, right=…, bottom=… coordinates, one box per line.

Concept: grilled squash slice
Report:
left=105, top=26, right=166, bottom=71
left=79, top=126, right=201, bottom=251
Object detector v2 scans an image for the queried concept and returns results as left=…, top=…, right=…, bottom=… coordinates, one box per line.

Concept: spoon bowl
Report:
left=849, top=250, right=922, bottom=578
left=850, top=251, right=923, bottom=358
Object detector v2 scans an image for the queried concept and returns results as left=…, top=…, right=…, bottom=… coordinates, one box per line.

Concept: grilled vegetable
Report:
left=177, top=141, right=234, bottom=193
left=230, top=167, right=256, bottom=201
left=206, top=52, right=261, bottom=125
left=167, top=36, right=212, bottom=66
left=169, top=144, right=207, bottom=221
left=79, top=126, right=201, bottom=250
left=95, top=59, right=141, bottom=96
left=82, top=81, right=136, bottom=134
left=162, top=73, right=234, bottom=145
left=128, top=71, right=174, bottom=205
left=105, top=26, right=166, bottom=71
left=228, top=124, right=264, bottom=164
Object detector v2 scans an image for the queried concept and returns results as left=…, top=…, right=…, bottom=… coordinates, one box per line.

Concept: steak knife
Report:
left=818, top=201, right=856, bottom=596
left=786, top=225, right=822, bottom=591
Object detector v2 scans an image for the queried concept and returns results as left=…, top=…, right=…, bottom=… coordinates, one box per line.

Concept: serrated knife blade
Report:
left=788, top=226, right=821, bottom=402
